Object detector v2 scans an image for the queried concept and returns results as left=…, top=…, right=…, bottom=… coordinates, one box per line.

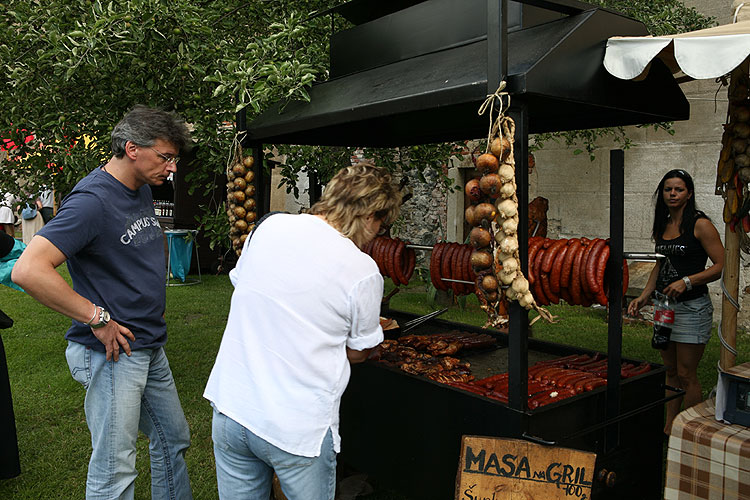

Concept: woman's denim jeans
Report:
left=212, top=409, right=336, bottom=500
left=66, top=341, right=193, bottom=500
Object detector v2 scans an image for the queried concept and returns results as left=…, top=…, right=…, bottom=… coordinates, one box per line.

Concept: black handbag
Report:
left=0, top=308, right=13, bottom=329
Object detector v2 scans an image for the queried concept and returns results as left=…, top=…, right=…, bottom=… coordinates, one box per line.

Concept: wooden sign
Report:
left=455, top=436, right=596, bottom=500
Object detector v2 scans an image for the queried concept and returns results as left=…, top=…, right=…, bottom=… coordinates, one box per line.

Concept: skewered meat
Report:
left=528, top=196, right=549, bottom=238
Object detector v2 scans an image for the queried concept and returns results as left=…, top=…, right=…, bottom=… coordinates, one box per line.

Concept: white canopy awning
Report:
left=604, top=20, right=750, bottom=81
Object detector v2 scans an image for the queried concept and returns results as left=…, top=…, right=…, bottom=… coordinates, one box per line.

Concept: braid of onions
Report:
left=470, top=113, right=556, bottom=326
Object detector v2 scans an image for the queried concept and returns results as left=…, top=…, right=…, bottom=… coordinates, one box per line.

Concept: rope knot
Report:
left=477, top=82, right=511, bottom=153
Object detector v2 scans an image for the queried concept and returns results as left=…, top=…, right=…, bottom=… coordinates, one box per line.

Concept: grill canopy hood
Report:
left=247, top=0, right=689, bottom=147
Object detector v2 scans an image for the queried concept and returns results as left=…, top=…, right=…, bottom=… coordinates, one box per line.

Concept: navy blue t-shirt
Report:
left=37, top=167, right=167, bottom=352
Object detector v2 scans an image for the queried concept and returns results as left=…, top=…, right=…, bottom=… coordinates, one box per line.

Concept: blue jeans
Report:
left=212, top=409, right=336, bottom=500
left=66, top=341, right=193, bottom=500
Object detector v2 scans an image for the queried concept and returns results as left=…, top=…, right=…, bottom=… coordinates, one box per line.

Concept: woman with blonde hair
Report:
left=204, top=162, right=401, bottom=500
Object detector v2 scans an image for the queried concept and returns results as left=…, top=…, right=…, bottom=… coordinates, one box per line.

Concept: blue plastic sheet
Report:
left=0, top=239, right=26, bottom=292
left=166, top=231, right=194, bottom=283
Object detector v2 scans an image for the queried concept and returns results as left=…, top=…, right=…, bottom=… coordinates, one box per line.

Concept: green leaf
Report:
left=457, top=294, right=467, bottom=310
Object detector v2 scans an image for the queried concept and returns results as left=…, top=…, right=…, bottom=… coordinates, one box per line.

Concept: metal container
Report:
left=340, top=313, right=666, bottom=500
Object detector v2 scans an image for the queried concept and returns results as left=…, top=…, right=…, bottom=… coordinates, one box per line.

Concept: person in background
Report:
left=204, top=163, right=401, bottom=500
left=12, top=105, right=194, bottom=500
left=627, top=169, right=724, bottom=435
left=0, top=231, right=23, bottom=480
left=18, top=197, right=43, bottom=245
left=0, top=192, right=16, bottom=238
left=39, top=187, right=54, bottom=223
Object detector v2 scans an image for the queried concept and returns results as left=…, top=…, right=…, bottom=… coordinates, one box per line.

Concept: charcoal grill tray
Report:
left=341, top=309, right=667, bottom=500
left=385, top=310, right=649, bottom=379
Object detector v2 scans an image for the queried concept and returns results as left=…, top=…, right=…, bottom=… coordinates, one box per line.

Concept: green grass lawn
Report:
left=0, top=270, right=747, bottom=499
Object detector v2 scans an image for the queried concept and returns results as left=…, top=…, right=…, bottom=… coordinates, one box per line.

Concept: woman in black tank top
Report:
left=627, top=169, right=724, bottom=435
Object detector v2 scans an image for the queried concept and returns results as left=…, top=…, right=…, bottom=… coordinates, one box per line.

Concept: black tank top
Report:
left=655, top=215, right=709, bottom=302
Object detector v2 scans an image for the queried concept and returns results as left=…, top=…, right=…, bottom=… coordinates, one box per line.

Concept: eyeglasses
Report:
left=149, top=147, right=179, bottom=165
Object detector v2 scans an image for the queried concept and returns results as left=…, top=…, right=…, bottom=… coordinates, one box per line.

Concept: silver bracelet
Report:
left=85, top=305, right=98, bottom=325
left=682, top=276, right=692, bottom=291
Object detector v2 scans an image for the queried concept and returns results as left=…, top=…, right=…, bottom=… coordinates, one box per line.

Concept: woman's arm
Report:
left=627, top=261, right=660, bottom=316
left=662, top=218, right=724, bottom=297
left=692, top=218, right=724, bottom=285
left=346, top=347, right=371, bottom=364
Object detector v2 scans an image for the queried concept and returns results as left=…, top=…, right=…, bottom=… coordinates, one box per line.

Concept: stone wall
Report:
left=394, top=166, right=448, bottom=246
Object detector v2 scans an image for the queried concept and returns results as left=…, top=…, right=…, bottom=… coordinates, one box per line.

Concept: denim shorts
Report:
left=670, top=294, right=713, bottom=345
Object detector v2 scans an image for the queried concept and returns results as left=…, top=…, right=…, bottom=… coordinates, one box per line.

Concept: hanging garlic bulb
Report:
left=496, top=199, right=518, bottom=218
left=501, top=256, right=518, bottom=275
left=518, top=291, right=535, bottom=308
left=512, top=275, right=530, bottom=295
left=498, top=163, right=515, bottom=183
left=499, top=182, right=516, bottom=199
left=499, top=271, right=517, bottom=285
left=502, top=217, right=518, bottom=235
left=499, top=235, right=519, bottom=254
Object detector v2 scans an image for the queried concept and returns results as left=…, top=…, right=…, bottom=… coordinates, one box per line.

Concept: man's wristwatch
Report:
left=89, top=306, right=111, bottom=329
left=682, top=276, right=693, bottom=291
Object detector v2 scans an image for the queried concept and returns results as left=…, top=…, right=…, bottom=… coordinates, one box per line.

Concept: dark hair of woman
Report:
left=651, top=169, right=709, bottom=240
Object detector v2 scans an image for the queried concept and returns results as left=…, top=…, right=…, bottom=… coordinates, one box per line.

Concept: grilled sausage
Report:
left=541, top=239, right=567, bottom=274
left=441, top=243, right=457, bottom=293
left=594, top=243, right=610, bottom=305
left=541, top=273, right=559, bottom=304
left=392, top=239, right=407, bottom=285
left=585, top=239, right=607, bottom=295
left=430, top=243, right=447, bottom=290
left=373, top=237, right=385, bottom=275
left=583, top=379, right=607, bottom=391
left=550, top=244, right=569, bottom=293
left=460, top=245, right=473, bottom=295
left=569, top=240, right=588, bottom=306
left=527, top=237, right=545, bottom=285
left=405, top=247, right=416, bottom=284
left=560, top=238, right=581, bottom=288
left=450, top=243, right=463, bottom=295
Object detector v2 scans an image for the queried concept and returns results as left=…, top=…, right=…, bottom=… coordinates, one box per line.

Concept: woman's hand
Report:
left=628, top=262, right=660, bottom=317
left=627, top=295, right=649, bottom=317
left=662, top=279, right=688, bottom=299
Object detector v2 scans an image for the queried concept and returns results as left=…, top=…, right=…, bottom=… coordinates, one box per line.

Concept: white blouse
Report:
left=204, top=213, right=384, bottom=457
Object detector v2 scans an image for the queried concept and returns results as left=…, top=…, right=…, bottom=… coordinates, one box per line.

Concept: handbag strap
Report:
left=245, top=211, right=287, bottom=247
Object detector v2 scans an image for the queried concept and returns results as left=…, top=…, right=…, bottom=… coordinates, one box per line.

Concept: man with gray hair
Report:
left=12, top=105, right=193, bottom=499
